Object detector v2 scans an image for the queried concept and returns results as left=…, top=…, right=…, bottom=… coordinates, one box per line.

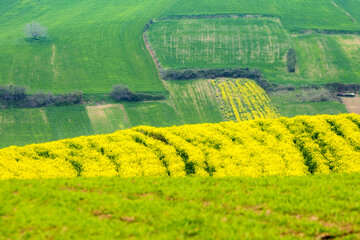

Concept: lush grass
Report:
left=2, top=0, right=360, bottom=148
left=0, top=175, right=360, bottom=239
left=161, top=0, right=360, bottom=32
left=87, top=104, right=131, bottom=135
left=148, top=17, right=360, bottom=85
left=0, top=0, right=168, bottom=94
left=274, top=102, right=348, bottom=117
left=0, top=0, right=359, bottom=94
left=0, top=106, right=95, bottom=148
left=147, top=17, right=290, bottom=70
left=0, top=108, right=53, bottom=148
left=165, top=80, right=224, bottom=124
left=333, top=0, right=360, bottom=23
left=0, top=84, right=223, bottom=149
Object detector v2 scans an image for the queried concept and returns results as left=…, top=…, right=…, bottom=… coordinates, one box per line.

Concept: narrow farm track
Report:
left=1, top=114, right=360, bottom=179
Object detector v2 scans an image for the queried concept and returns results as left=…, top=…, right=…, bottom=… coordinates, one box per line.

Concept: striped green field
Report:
left=147, top=17, right=290, bottom=70
left=0, top=0, right=168, bottom=94
left=0, top=80, right=225, bottom=148
left=147, top=17, right=360, bottom=85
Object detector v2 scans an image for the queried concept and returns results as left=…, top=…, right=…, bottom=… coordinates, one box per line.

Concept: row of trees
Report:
left=0, top=85, right=82, bottom=108
left=0, top=84, right=165, bottom=109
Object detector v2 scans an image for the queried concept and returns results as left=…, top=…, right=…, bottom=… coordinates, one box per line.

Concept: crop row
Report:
left=0, top=114, right=360, bottom=179
left=213, top=79, right=280, bottom=121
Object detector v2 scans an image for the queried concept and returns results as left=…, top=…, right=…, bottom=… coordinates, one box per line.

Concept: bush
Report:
left=111, top=84, right=165, bottom=102
left=111, top=84, right=132, bottom=101
left=287, top=48, right=296, bottom=73
left=0, top=85, right=26, bottom=102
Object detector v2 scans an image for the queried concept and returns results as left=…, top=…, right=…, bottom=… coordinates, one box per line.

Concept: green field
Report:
left=2, top=0, right=360, bottom=147
left=0, top=79, right=225, bottom=148
left=147, top=17, right=290, bottom=70
left=1, top=0, right=360, bottom=94
left=1, top=175, right=360, bottom=239
left=0, top=106, right=95, bottom=148
left=274, top=102, right=348, bottom=117
left=147, top=17, right=360, bottom=85
left=0, top=0, right=168, bottom=94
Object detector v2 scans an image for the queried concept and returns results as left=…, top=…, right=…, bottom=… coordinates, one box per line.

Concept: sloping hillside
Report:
left=1, top=114, right=360, bottom=179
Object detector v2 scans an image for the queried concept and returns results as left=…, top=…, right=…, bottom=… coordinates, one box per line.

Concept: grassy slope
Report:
left=0, top=175, right=360, bottom=239
left=333, top=0, right=360, bottom=22
left=0, top=79, right=224, bottom=148
left=1, top=0, right=359, bottom=147
left=0, top=0, right=359, bottom=93
left=147, top=18, right=290, bottom=70
left=0, top=0, right=168, bottom=94
left=148, top=17, right=360, bottom=85
left=161, top=0, right=359, bottom=31
left=0, top=106, right=95, bottom=148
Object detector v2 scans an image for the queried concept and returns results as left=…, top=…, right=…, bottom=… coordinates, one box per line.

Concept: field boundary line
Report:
left=330, top=0, right=357, bottom=23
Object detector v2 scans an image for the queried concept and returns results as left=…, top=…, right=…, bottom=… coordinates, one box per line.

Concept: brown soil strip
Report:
left=341, top=95, right=360, bottom=114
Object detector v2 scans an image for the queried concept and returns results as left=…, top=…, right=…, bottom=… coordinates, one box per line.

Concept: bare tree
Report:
left=25, top=22, right=47, bottom=40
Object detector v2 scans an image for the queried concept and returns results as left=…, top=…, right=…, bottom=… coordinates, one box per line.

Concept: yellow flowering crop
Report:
left=213, top=79, right=280, bottom=121
left=0, top=114, right=360, bottom=179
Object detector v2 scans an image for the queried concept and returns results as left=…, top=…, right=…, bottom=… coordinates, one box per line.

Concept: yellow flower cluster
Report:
left=0, top=114, right=360, bottom=180
left=213, top=79, right=280, bottom=121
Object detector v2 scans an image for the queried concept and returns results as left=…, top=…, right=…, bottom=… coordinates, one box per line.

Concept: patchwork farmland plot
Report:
left=2, top=1, right=360, bottom=238
left=165, top=80, right=224, bottom=124
left=213, top=79, right=280, bottom=121
left=147, top=16, right=360, bottom=85
left=147, top=17, right=290, bottom=70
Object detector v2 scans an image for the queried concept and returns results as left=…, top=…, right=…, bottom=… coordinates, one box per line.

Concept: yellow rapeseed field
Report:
left=213, top=79, right=280, bottom=121
left=1, top=114, right=360, bottom=179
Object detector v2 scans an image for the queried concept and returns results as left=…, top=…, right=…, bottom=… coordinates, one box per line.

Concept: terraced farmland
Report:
left=213, top=79, right=280, bottom=121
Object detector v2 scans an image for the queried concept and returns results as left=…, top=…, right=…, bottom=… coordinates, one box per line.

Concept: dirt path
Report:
left=341, top=95, right=360, bottom=114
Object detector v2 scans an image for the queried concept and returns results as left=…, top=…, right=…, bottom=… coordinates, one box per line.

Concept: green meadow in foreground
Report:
left=0, top=175, right=359, bottom=239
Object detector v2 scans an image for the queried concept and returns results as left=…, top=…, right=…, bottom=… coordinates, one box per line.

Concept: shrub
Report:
left=287, top=48, right=296, bottom=73
left=111, top=84, right=132, bottom=101
left=111, top=84, right=165, bottom=102
left=161, top=68, right=263, bottom=81
left=0, top=85, right=26, bottom=102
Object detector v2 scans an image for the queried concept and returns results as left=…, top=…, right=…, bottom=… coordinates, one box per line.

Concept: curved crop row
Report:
left=213, top=79, right=280, bottom=121
left=0, top=114, right=360, bottom=179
